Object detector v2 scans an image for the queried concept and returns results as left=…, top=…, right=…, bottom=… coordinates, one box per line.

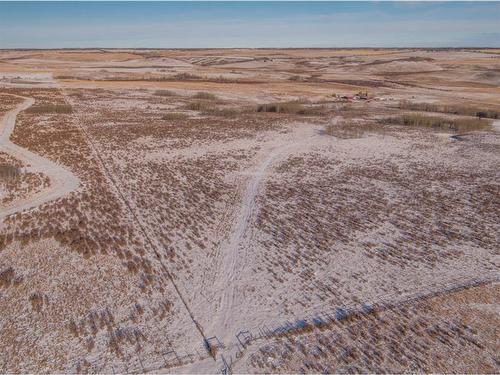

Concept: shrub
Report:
left=383, top=114, right=491, bottom=132
left=202, top=107, right=249, bottom=117
left=29, top=292, right=44, bottom=312
left=0, top=267, right=15, bottom=288
left=211, top=75, right=235, bottom=83
left=162, top=112, right=189, bottom=120
left=26, top=104, right=73, bottom=114
left=154, top=90, right=178, bottom=97
left=324, top=121, right=380, bottom=138
left=170, top=72, right=202, bottom=81
left=256, top=101, right=326, bottom=116
left=54, top=75, right=78, bottom=80
left=0, top=164, right=21, bottom=180
left=257, top=102, right=298, bottom=113
left=182, top=100, right=250, bottom=117
left=399, top=101, right=499, bottom=119
left=183, top=100, right=217, bottom=112
left=193, top=92, right=218, bottom=100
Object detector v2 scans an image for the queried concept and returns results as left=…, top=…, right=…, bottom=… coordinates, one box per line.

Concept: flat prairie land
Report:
left=0, top=49, right=498, bottom=374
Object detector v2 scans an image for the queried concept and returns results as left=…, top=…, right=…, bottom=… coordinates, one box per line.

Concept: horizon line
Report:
left=2, top=46, right=499, bottom=50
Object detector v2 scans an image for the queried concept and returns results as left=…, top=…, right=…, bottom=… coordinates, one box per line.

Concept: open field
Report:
left=0, top=48, right=499, bottom=373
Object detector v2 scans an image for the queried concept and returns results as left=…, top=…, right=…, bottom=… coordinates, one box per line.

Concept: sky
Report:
left=0, top=1, right=499, bottom=48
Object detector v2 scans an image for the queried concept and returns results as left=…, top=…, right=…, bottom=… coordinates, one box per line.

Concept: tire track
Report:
left=211, top=126, right=322, bottom=342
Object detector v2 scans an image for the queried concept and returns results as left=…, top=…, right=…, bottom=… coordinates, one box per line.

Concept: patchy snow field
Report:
left=0, top=49, right=498, bottom=373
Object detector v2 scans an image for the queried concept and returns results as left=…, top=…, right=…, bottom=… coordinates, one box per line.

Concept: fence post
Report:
left=137, top=354, right=145, bottom=373
left=221, top=354, right=231, bottom=374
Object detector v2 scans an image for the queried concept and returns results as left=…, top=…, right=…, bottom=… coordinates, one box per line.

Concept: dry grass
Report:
left=254, top=145, right=498, bottom=312
left=183, top=100, right=217, bottom=112
left=183, top=100, right=250, bottom=117
left=384, top=114, right=492, bottom=133
left=246, top=284, right=499, bottom=373
left=179, top=95, right=255, bottom=117
left=399, top=101, right=499, bottom=119
left=170, top=72, right=202, bottom=81
left=202, top=107, right=249, bottom=117
left=54, top=75, right=79, bottom=80
left=324, top=121, right=382, bottom=138
left=288, top=75, right=306, bottom=82
left=0, top=87, right=202, bottom=373
left=26, top=104, right=73, bottom=114
left=0, top=267, right=16, bottom=288
left=1, top=171, right=50, bottom=205
left=256, top=101, right=327, bottom=116
left=2, top=49, right=499, bottom=373
left=168, top=73, right=261, bottom=84
left=110, top=72, right=204, bottom=82
left=0, top=164, right=21, bottom=180
left=192, top=91, right=218, bottom=101
left=153, top=90, right=178, bottom=97
left=162, top=112, right=189, bottom=121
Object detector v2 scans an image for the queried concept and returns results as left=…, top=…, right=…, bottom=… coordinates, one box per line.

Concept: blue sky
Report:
left=0, top=1, right=499, bottom=48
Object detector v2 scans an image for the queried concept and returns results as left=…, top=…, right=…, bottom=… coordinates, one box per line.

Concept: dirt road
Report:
left=210, top=125, right=324, bottom=344
left=0, top=95, right=80, bottom=220
left=493, top=119, right=500, bottom=132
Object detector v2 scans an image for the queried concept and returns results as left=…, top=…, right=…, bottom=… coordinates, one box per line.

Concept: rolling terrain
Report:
left=0, top=48, right=499, bottom=374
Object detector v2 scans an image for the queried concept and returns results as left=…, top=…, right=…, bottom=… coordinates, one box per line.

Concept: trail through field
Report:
left=210, top=125, right=323, bottom=344
left=0, top=95, right=80, bottom=220
left=493, top=119, right=500, bottom=132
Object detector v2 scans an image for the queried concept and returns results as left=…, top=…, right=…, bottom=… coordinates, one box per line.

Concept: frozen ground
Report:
left=0, top=49, right=498, bottom=373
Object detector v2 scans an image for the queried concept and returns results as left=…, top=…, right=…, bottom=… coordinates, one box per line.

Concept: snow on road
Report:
left=0, top=95, right=80, bottom=220
left=209, top=125, right=324, bottom=350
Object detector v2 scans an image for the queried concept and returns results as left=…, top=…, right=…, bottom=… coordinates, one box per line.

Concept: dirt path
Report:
left=214, top=145, right=287, bottom=334
left=209, top=125, right=323, bottom=347
left=0, top=95, right=80, bottom=220
left=493, top=119, right=500, bottom=132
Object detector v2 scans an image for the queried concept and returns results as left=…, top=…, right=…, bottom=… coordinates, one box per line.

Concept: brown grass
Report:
left=183, top=100, right=217, bottom=112
left=256, top=101, right=327, bottom=116
left=54, top=75, right=80, bottom=80
left=0, top=164, right=21, bottom=180
left=29, top=292, right=45, bottom=312
left=383, top=114, right=492, bottom=133
left=162, top=112, right=189, bottom=121
left=154, top=90, right=178, bottom=97
left=192, top=92, right=218, bottom=101
left=0, top=267, right=15, bottom=288
left=170, top=74, right=261, bottom=84
left=170, top=72, right=202, bottom=81
left=399, top=101, right=499, bottom=119
left=288, top=75, right=306, bottom=82
left=324, top=121, right=381, bottom=138
left=203, top=107, right=249, bottom=117
left=181, top=97, right=254, bottom=117
left=26, top=104, right=73, bottom=114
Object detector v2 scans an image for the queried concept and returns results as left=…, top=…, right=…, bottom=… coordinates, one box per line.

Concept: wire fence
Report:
left=72, top=341, right=211, bottom=374
left=218, top=274, right=498, bottom=373
left=19, top=270, right=497, bottom=374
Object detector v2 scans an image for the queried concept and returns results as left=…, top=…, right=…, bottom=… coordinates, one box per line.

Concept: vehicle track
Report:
left=493, top=119, right=500, bottom=132
left=0, top=95, right=80, bottom=220
left=211, top=126, right=323, bottom=343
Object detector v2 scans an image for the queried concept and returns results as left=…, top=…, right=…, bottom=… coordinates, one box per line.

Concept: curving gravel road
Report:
left=0, top=95, right=80, bottom=220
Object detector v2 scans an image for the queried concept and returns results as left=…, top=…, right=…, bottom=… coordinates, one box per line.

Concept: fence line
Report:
left=218, top=274, right=498, bottom=373
left=73, top=343, right=212, bottom=374
left=65, top=273, right=497, bottom=374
